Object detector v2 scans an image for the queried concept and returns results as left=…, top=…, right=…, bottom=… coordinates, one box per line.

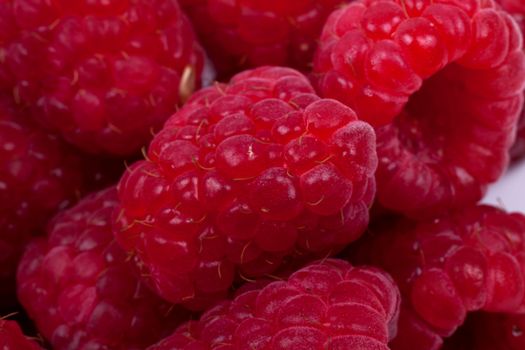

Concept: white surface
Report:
left=483, top=159, right=525, bottom=212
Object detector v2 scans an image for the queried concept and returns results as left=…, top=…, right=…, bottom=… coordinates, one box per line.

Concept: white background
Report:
left=483, top=160, right=525, bottom=212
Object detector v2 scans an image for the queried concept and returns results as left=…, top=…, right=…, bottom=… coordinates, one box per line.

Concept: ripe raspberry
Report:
left=114, top=66, right=378, bottom=309
left=350, top=205, right=525, bottom=350
left=17, top=187, right=187, bottom=350
left=0, top=0, right=205, bottom=156
left=148, top=259, right=400, bottom=350
left=0, top=320, right=41, bottom=350
left=180, top=0, right=347, bottom=79
left=498, top=0, right=525, bottom=160
left=314, top=0, right=525, bottom=216
left=512, top=115, right=525, bottom=159
left=0, top=97, right=119, bottom=310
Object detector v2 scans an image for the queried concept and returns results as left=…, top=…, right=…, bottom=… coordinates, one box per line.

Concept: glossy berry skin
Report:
left=148, top=259, right=400, bottom=350
left=314, top=0, right=525, bottom=217
left=0, top=0, right=205, bottom=156
left=0, top=320, right=41, bottom=350
left=0, top=98, right=119, bottom=310
left=17, top=188, right=186, bottom=350
left=180, top=0, right=347, bottom=79
left=115, top=66, right=378, bottom=309
left=351, top=205, right=525, bottom=350
left=498, top=0, right=525, bottom=159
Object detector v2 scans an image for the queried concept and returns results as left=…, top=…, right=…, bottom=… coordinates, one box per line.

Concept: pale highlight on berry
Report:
left=0, top=96, right=119, bottom=310
left=17, top=188, right=187, bottom=350
left=350, top=205, right=525, bottom=350
left=498, top=0, right=525, bottom=160
left=0, top=0, right=205, bottom=156
left=314, top=0, right=525, bottom=216
left=148, top=259, right=400, bottom=350
left=114, top=66, right=378, bottom=309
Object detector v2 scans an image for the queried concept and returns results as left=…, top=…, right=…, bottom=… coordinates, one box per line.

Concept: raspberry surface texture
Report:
left=17, top=187, right=186, bottom=350
left=0, top=0, right=205, bottom=156
left=180, top=0, right=347, bottom=79
left=350, top=205, right=525, bottom=350
left=0, top=97, right=119, bottom=310
left=512, top=115, right=525, bottom=159
left=148, top=259, right=400, bottom=350
left=114, top=66, right=378, bottom=309
left=0, top=320, right=41, bottom=350
left=314, top=0, right=525, bottom=216
left=498, top=0, right=525, bottom=159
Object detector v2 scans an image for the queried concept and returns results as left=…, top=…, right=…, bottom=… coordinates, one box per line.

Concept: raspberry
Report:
left=114, top=66, right=378, bottom=309
left=0, top=97, right=119, bottom=310
left=498, top=0, right=525, bottom=160
left=0, top=320, right=41, bottom=350
left=512, top=114, right=525, bottom=159
left=180, top=0, right=347, bottom=79
left=147, top=259, right=400, bottom=350
left=314, top=0, right=525, bottom=216
left=350, top=205, right=525, bottom=350
left=0, top=0, right=205, bottom=156
left=17, top=187, right=187, bottom=350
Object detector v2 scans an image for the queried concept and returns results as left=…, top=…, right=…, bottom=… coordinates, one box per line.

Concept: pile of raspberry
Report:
left=1, top=0, right=525, bottom=349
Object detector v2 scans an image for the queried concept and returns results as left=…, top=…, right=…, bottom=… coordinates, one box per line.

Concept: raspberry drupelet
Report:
left=179, top=0, right=348, bottom=79
left=0, top=320, right=41, bottom=350
left=0, top=0, right=205, bottom=156
left=350, top=205, right=525, bottom=350
left=498, top=0, right=525, bottom=160
left=513, top=115, right=525, bottom=159
left=17, top=187, right=187, bottom=350
left=114, top=66, right=378, bottom=309
left=148, top=259, right=400, bottom=350
left=0, top=97, right=119, bottom=310
left=314, top=0, right=525, bottom=217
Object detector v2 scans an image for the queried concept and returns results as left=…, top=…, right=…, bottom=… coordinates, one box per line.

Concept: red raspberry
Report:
left=0, top=0, right=205, bottom=156
left=350, top=205, right=525, bottom=350
left=314, top=0, right=525, bottom=216
left=498, top=0, right=525, bottom=160
left=512, top=115, right=525, bottom=159
left=147, top=259, right=400, bottom=350
left=180, top=0, right=347, bottom=79
left=114, top=66, right=378, bottom=309
left=0, top=97, right=119, bottom=310
left=0, top=320, right=41, bottom=350
left=17, top=187, right=187, bottom=350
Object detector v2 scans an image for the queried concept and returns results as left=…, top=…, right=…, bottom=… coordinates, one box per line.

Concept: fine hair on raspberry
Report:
left=0, top=0, right=205, bottom=155
left=17, top=187, right=186, bottom=350
left=350, top=205, right=525, bottom=350
left=0, top=96, right=119, bottom=309
left=148, top=259, right=400, bottom=350
left=114, top=66, right=378, bottom=309
left=314, top=0, right=525, bottom=216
